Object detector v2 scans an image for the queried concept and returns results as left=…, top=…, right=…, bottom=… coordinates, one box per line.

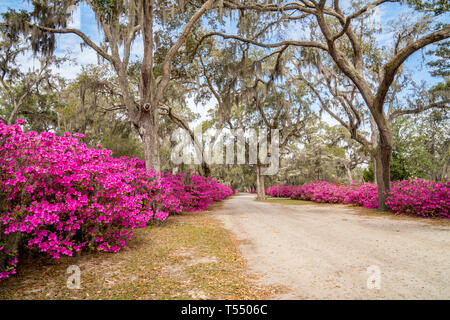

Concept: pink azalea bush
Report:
left=159, top=174, right=234, bottom=212
left=343, top=182, right=378, bottom=208
left=265, top=185, right=295, bottom=198
left=386, top=179, right=449, bottom=218
left=266, top=180, right=448, bottom=217
left=287, top=182, right=356, bottom=204
left=0, top=120, right=233, bottom=280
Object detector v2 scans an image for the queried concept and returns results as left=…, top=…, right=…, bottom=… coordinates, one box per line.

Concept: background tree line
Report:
left=0, top=0, right=448, bottom=207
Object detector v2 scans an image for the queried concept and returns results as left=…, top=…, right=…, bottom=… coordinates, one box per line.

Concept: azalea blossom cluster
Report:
left=158, top=173, right=234, bottom=212
left=385, top=179, right=449, bottom=218
left=265, top=180, right=449, bottom=218
left=0, top=120, right=233, bottom=280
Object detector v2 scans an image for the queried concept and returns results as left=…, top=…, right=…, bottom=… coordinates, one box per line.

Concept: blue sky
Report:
left=0, top=0, right=447, bottom=121
left=1, top=0, right=446, bottom=79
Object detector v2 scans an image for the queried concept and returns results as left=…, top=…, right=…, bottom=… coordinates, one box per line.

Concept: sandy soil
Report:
left=214, top=193, right=450, bottom=299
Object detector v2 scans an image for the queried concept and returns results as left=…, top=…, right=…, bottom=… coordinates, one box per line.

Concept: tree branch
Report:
left=389, top=99, right=450, bottom=120
left=196, top=32, right=328, bottom=52
left=26, top=22, right=114, bottom=63
left=376, top=25, right=450, bottom=112
left=155, top=0, right=216, bottom=107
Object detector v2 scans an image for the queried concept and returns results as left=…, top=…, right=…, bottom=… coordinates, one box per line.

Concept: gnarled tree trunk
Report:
left=201, top=161, right=211, bottom=177
left=139, top=110, right=161, bottom=172
left=256, top=164, right=266, bottom=200
left=345, top=162, right=353, bottom=185
left=374, top=130, right=393, bottom=211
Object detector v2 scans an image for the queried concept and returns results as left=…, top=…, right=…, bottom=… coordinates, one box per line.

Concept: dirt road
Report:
left=214, top=193, right=450, bottom=299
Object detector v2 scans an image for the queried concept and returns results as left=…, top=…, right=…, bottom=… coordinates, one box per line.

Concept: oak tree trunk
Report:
left=139, top=110, right=160, bottom=172
left=256, top=164, right=266, bottom=200
left=345, top=163, right=353, bottom=185
left=374, top=132, right=393, bottom=211
left=373, top=156, right=378, bottom=185
left=201, top=161, right=211, bottom=177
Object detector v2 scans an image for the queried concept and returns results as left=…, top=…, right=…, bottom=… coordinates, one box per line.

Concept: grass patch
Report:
left=256, top=198, right=330, bottom=206
left=351, top=206, right=450, bottom=226
left=256, top=198, right=450, bottom=226
left=0, top=203, right=278, bottom=300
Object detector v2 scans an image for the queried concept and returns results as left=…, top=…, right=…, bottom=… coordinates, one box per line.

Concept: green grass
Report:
left=257, top=198, right=450, bottom=226
left=351, top=206, right=450, bottom=226
left=256, top=198, right=330, bottom=206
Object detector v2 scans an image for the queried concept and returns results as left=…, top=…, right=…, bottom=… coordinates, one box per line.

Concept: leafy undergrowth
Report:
left=0, top=205, right=279, bottom=300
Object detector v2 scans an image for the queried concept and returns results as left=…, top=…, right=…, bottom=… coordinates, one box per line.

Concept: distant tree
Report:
left=427, top=41, right=449, bottom=78
left=281, top=123, right=368, bottom=185
left=197, top=42, right=311, bottom=199
left=58, top=64, right=144, bottom=158
left=0, top=28, right=65, bottom=127
left=198, top=0, right=450, bottom=209
left=392, top=108, right=449, bottom=181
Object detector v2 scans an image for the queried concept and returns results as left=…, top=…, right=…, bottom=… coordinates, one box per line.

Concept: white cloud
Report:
left=321, top=111, right=339, bottom=126
left=130, top=36, right=144, bottom=61
left=67, top=5, right=81, bottom=29
left=367, top=5, right=382, bottom=28
left=188, top=97, right=217, bottom=126
left=52, top=33, right=99, bottom=79
left=15, top=50, right=39, bottom=72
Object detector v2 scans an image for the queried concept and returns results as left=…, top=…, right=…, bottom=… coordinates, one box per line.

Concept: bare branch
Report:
left=196, top=32, right=328, bottom=52
left=26, top=22, right=114, bottom=63
left=376, top=25, right=450, bottom=111
left=155, top=0, right=216, bottom=106
left=389, top=99, right=450, bottom=120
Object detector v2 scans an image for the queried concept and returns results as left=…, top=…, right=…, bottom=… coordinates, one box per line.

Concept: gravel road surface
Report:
left=214, top=193, right=450, bottom=299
